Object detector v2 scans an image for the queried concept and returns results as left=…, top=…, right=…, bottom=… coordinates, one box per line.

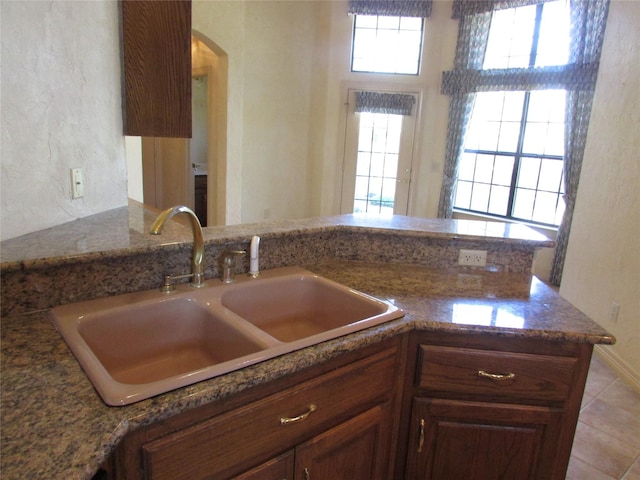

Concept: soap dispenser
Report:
left=249, top=235, right=260, bottom=278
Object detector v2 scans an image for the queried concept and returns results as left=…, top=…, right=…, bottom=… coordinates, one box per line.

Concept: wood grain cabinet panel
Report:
left=121, top=340, right=404, bottom=480
left=295, top=405, right=392, bottom=480
left=405, top=398, right=563, bottom=479
left=232, top=450, right=294, bottom=480
left=397, top=332, right=592, bottom=480
left=142, top=349, right=396, bottom=479
left=417, top=344, right=578, bottom=402
left=233, top=405, right=393, bottom=480
left=121, top=0, right=192, bottom=138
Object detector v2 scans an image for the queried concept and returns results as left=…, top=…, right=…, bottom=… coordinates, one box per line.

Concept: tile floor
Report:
left=566, top=354, right=640, bottom=479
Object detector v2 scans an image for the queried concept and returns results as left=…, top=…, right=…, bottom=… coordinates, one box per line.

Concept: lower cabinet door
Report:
left=405, top=398, right=564, bottom=480
left=295, top=405, right=391, bottom=480
left=233, top=450, right=295, bottom=480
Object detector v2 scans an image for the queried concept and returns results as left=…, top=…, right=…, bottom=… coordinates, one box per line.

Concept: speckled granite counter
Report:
left=1, top=201, right=553, bottom=317
left=0, top=200, right=553, bottom=267
left=1, top=261, right=613, bottom=480
left=0, top=203, right=613, bottom=479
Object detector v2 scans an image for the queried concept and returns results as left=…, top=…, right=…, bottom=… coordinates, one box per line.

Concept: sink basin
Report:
left=53, top=295, right=275, bottom=405
left=78, top=299, right=268, bottom=385
left=51, top=267, right=403, bottom=406
left=220, top=274, right=392, bottom=342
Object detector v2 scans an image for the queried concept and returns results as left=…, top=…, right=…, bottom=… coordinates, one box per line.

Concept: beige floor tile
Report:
left=623, top=456, right=640, bottom=480
left=582, top=391, right=596, bottom=410
left=579, top=397, right=640, bottom=449
left=571, top=421, right=639, bottom=479
left=599, top=379, right=640, bottom=416
left=567, top=456, right=616, bottom=480
left=585, top=357, right=618, bottom=398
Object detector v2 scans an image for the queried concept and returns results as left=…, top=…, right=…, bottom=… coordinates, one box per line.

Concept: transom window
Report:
left=453, top=2, right=571, bottom=227
left=351, top=15, right=424, bottom=75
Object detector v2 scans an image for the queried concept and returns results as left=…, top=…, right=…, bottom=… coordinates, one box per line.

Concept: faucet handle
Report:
left=158, top=273, right=195, bottom=294
left=220, top=250, right=246, bottom=283
left=221, top=250, right=246, bottom=264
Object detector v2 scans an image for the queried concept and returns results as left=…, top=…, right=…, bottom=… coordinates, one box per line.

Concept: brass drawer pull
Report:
left=304, top=467, right=311, bottom=480
left=418, top=419, right=425, bottom=453
left=280, top=404, right=317, bottom=425
left=478, top=370, right=516, bottom=381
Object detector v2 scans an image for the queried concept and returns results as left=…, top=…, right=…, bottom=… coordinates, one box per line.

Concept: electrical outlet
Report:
left=458, top=249, right=487, bottom=267
left=71, top=168, right=84, bottom=199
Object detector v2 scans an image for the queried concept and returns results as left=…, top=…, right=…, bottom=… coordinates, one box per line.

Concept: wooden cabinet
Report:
left=108, top=331, right=593, bottom=480
left=233, top=406, right=390, bottom=480
left=293, top=405, right=390, bottom=480
left=121, top=0, right=192, bottom=138
left=406, top=398, right=564, bottom=479
left=232, top=450, right=294, bottom=480
left=397, top=332, right=593, bottom=480
left=111, top=337, right=404, bottom=480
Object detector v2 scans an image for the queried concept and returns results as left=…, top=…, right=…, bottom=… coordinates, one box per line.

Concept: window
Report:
left=354, top=112, right=402, bottom=215
left=453, top=2, right=571, bottom=227
left=341, top=90, right=418, bottom=216
left=351, top=15, right=424, bottom=74
left=441, top=0, right=609, bottom=283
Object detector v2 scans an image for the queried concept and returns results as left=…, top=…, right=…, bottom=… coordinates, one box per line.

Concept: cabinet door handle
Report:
left=478, top=369, right=516, bottom=381
left=417, top=418, right=425, bottom=453
left=304, top=467, right=311, bottom=480
left=280, top=404, right=317, bottom=425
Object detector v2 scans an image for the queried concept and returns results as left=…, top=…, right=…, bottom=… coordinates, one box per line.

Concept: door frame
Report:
left=336, top=82, right=424, bottom=216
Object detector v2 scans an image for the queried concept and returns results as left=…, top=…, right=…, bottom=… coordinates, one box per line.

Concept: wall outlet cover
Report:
left=458, top=249, right=487, bottom=267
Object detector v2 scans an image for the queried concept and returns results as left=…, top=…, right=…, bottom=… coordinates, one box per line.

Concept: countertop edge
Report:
left=1, top=209, right=555, bottom=272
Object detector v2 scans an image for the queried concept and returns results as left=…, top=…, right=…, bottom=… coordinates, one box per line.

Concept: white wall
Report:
left=191, top=1, right=458, bottom=224
left=192, top=1, right=323, bottom=224
left=0, top=1, right=128, bottom=241
left=560, top=0, right=640, bottom=388
left=192, top=1, right=244, bottom=225
left=240, top=1, right=318, bottom=222
left=317, top=1, right=458, bottom=218
left=0, top=0, right=456, bottom=237
left=125, top=137, right=143, bottom=203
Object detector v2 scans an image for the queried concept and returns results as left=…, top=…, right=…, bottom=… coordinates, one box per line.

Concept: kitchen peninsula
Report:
left=0, top=201, right=614, bottom=479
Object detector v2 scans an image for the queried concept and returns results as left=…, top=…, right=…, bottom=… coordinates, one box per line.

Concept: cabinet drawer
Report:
left=417, top=345, right=578, bottom=402
left=232, top=450, right=294, bottom=480
left=142, top=347, right=398, bottom=480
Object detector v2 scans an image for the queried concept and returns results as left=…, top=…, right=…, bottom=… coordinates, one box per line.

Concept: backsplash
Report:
left=0, top=203, right=552, bottom=317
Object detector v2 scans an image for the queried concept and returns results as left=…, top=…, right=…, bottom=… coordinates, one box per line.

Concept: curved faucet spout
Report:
left=149, top=205, right=205, bottom=288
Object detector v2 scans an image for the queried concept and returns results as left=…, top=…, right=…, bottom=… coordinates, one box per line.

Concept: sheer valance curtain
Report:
left=438, top=0, right=610, bottom=285
left=347, top=0, right=433, bottom=18
left=354, top=91, right=417, bottom=116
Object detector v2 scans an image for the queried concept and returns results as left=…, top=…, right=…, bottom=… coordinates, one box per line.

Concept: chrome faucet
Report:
left=220, top=250, right=246, bottom=283
left=149, top=205, right=206, bottom=289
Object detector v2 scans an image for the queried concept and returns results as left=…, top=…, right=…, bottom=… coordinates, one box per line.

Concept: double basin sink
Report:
left=51, top=267, right=403, bottom=406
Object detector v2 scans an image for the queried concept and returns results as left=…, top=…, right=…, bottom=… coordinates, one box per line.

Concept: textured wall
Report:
left=560, top=0, right=640, bottom=388
left=192, top=1, right=319, bottom=225
left=0, top=1, right=128, bottom=241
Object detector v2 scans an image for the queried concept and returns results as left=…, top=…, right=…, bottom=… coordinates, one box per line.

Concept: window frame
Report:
left=453, top=2, right=568, bottom=228
left=350, top=14, right=425, bottom=76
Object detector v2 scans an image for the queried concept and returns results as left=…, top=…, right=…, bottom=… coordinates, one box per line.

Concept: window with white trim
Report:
left=351, top=15, right=424, bottom=75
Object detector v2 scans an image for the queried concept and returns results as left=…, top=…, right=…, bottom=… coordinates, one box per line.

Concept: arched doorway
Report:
left=140, top=32, right=228, bottom=227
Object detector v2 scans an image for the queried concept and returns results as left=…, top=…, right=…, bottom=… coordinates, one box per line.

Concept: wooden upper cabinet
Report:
left=121, top=0, right=192, bottom=138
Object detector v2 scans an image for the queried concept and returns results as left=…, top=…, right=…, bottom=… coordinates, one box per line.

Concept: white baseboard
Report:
left=594, top=345, right=640, bottom=394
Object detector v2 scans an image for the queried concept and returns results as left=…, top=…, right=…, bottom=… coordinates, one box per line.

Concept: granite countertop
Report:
left=0, top=260, right=614, bottom=480
left=0, top=200, right=554, bottom=270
